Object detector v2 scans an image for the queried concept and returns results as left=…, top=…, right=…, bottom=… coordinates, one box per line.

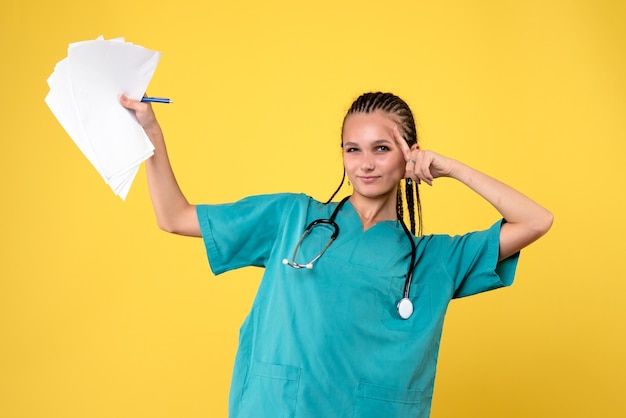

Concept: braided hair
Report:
left=326, top=92, right=423, bottom=236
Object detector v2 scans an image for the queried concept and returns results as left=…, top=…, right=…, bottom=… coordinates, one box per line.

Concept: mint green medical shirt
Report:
left=196, top=193, right=519, bottom=418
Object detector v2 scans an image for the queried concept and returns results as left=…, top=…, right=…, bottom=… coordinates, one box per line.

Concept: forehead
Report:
left=343, top=110, right=397, bottom=140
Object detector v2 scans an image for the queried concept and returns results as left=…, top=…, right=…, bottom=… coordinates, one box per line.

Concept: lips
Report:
left=358, top=176, right=380, bottom=184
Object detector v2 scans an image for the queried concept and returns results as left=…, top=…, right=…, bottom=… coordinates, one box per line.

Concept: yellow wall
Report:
left=1, top=0, right=625, bottom=417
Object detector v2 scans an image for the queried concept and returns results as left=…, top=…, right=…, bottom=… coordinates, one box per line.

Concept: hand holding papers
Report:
left=45, top=36, right=162, bottom=200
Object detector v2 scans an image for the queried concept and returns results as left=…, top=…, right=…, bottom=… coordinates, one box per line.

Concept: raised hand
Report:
left=119, top=94, right=159, bottom=132
left=392, top=126, right=454, bottom=186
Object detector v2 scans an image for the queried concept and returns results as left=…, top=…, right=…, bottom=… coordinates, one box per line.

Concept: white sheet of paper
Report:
left=45, top=36, right=161, bottom=200
left=46, top=58, right=100, bottom=172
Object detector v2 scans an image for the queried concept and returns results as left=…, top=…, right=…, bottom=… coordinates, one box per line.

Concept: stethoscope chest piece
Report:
left=397, top=297, right=414, bottom=320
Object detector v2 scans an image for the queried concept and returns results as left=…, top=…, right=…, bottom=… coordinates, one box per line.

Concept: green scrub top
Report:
left=196, top=193, right=519, bottom=418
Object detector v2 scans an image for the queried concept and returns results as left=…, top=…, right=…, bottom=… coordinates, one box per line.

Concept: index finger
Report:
left=393, top=125, right=412, bottom=161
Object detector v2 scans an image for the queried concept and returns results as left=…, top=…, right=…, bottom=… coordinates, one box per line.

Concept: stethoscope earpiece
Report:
left=282, top=258, right=314, bottom=270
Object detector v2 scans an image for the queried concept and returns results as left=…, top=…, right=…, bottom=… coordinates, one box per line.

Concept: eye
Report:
left=345, top=147, right=359, bottom=153
left=376, top=145, right=390, bottom=152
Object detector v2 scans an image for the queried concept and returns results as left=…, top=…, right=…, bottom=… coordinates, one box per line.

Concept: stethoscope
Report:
left=282, top=196, right=418, bottom=320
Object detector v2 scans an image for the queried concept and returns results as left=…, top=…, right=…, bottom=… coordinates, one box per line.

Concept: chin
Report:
left=353, top=187, right=396, bottom=200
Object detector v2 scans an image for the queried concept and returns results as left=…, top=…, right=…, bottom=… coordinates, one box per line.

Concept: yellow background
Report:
left=1, top=0, right=625, bottom=417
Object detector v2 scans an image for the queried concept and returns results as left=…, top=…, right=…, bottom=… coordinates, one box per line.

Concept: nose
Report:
left=360, top=152, right=375, bottom=171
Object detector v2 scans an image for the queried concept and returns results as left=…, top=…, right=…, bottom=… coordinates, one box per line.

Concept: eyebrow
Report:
left=343, top=139, right=393, bottom=147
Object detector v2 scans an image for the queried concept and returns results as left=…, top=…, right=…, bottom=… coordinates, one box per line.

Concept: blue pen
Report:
left=141, top=97, right=173, bottom=104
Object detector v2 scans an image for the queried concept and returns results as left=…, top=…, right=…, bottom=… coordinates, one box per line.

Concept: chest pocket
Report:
left=381, top=279, right=432, bottom=334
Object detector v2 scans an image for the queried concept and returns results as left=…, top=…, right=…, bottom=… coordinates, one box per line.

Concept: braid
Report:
left=405, top=179, right=416, bottom=233
left=406, top=179, right=424, bottom=236
left=415, top=181, right=423, bottom=236
left=325, top=169, right=346, bottom=204
left=327, top=92, right=424, bottom=236
left=345, top=93, right=418, bottom=149
left=396, top=184, right=404, bottom=219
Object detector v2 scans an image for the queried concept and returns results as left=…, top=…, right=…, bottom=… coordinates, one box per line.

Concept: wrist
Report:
left=445, top=158, right=464, bottom=179
left=448, top=159, right=475, bottom=183
left=144, top=124, right=166, bottom=149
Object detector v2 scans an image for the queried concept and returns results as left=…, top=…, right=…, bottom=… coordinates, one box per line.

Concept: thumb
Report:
left=119, top=94, right=139, bottom=109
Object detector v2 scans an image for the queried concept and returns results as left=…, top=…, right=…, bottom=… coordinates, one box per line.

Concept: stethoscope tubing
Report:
left=397, top=216, right=416, bottom=299
left=283, top=195, right=417, bottom=319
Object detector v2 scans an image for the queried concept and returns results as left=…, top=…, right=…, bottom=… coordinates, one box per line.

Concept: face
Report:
left=342, top=110, right=406, bottom=201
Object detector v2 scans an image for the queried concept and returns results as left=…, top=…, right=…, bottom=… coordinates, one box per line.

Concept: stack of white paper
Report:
left=45, top=36, right=161, bottom=200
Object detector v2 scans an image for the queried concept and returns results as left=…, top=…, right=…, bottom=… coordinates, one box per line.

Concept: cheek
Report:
left=342, top=153, right=357, bottom=169
left=389, top=161, right=407, bottom=181
left=386, top=153, right=406, bottom=172
left=342, top=158, right=354, bottom=179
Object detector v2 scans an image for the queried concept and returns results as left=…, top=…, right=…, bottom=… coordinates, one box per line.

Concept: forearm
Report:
left=448, top=160, right=553, bottom=259
left=118, top=95, right=200, bottom=236
left=143, top=124, right=200, bottom=237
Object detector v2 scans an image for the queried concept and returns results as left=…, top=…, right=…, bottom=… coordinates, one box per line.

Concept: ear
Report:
left=410, top=144, right=420, bottom=151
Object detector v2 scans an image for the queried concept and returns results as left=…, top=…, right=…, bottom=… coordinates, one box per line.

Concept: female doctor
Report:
left=120, top=92, right=553, bottom=418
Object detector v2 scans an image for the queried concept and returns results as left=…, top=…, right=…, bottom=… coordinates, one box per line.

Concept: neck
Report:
left=349, top=193, right=398, bottom=230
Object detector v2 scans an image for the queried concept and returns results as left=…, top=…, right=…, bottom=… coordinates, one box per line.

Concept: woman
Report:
left=120, top=92, right=552, bottom=418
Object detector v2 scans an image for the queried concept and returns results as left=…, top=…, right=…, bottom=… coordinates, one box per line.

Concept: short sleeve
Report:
left=195, top=193, right=297, bottom=275
left=444, top=219, right=520, bottom=299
